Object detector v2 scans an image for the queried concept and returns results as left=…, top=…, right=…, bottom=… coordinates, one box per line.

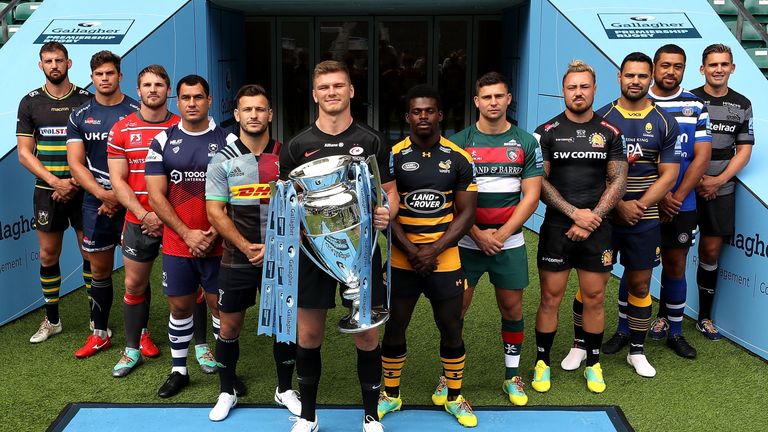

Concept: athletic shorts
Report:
left=459, top=246, right=529, bottom=289
left=297, top=246, right=386, bottom=309
left=33, top=187, right=84, bottom=233
left=697, top=193, right=735, bottom=237
left=611, top=225, right=661, bottom=270
left=121, top=221, right=161, bottom=262
left=162, top=254, right=221, bottom=297
left=81, top=197, right=125, bottom=253
left=390, top=267, right=466, bottom=301
left=217, top=265, right=261, bottom=313
left=537, top=221, right=613, bottom=273
left=661, top=210, right=698, bottom=249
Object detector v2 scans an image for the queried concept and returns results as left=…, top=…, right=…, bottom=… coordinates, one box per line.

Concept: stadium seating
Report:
left=0, top=23, right=19, bottom=44
left=13, top=2, right=40, bottom=22
left=0, top=3, right=11, bottom=25
left=0, top=1, right=42, bottom=46
left=711, top=0, right=740, bottom=15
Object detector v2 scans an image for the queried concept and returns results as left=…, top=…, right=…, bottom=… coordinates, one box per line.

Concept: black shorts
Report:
left=297, top=246, right=386, bottom=309
left=612, top=225, right=661, bottom=270
left=121, top=221, right=161, bottom=262
left=697, top=193, right=735, bottom=237
left=82, top=196, right=125, bottom=253
left=661, top=210, right=698, bottom=249
left=217, top=266, right=261, bottom=313
left=33, top=187, right=84, bottom=233
left=537, top=221, right=613, bottom=273
left=390, top=267, right=466, bottom=301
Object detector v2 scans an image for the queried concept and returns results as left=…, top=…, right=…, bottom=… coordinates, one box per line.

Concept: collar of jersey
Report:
left=648, top=86, right=684, bottom=101
left=179, top=117, right=216, bottom=136
left=614, top=102, right=654, bottom=120
left=42, top=84, right=76, bottom=100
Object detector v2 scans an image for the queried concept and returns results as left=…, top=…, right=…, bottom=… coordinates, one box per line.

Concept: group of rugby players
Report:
left=17, top=39, right=752, bottom=431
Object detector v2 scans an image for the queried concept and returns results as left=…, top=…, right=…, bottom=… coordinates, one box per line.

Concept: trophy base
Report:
left=338, top=309, right=389, bottom=334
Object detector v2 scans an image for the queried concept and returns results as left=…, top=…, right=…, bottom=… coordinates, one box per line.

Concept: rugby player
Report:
left=645, top=44, right=711, bottom=358
left=205, top=84, right=299, bottom=421
left=17, top=42, right=91, bottom=343
left=449, top=72, right=542, bottom=405
left=691, top=44, right=753, bottom=340
left=532, top=60, right=627, bottom=394
left=279, top=60, right=397, bottom=432
left=107, top=65, right=179, bottom=375
left=67, top=51, right=139, bottom=359
left=377, top=85, right=479, bottom=427
left=598, top=52, right=681, bottom=378
left=145, top=75, right=230, bottom=398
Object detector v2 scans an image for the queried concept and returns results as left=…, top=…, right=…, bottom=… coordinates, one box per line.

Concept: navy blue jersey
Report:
left=597, top=101, right=681, bottom=233
left=67, top=95, right=139, bottom=193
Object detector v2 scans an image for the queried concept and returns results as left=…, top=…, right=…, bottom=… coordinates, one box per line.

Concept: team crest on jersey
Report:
left=349, top=146, right=364, bottom=156
left=172, top=146, right=180, bottom=154
left=208, top=143, right=219, bottom=155
left=130, top=133, right=142, bottom=144
left=506, top=146, right=524, bottom=163
left=678, top=233, right=689, bottom=244
left=438, top=160, right=452, bottom=173
left=644, top=122, right=653, bottom=136
left=589, top=132, right=606, bottom=149
left=601, top=249, right=613, bottom=267
left=37, top=210, right=49, bottom=226
left=682, top=107, right=694, bottom=117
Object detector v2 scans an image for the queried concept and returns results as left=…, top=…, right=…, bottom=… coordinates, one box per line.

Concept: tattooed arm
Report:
left=593, top=160, right=628, bottom=218
left=541, top=161, right=602, bottom=231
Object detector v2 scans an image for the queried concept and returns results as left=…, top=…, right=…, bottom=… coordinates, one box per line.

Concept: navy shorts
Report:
left=82, top=194, right=125, bottom=253
left=162, top=254, right=221, bottom=297
left=611, top=225, right=661, bottom=271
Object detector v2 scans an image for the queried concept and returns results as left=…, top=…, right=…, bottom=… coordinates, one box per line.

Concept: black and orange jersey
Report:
left=390, top=136, right=477, bottom=272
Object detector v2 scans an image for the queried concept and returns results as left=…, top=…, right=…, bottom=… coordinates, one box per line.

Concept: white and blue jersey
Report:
left=648, top=87, right=711, bottom=212
left=67, top=95, right=139, bottom=199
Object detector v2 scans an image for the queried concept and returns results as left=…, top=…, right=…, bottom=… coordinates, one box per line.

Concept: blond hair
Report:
left=562, top=60, right=596, bottom=85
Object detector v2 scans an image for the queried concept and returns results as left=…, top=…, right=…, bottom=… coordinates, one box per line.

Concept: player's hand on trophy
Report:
left=571, top=208, right=601, bottom=231
left=472, top=228, right=502, bottom=256
left=565, top=224, right=591, bottom=242
left=184, top=229, right=214, bottom=257
left=409, top=244, right=439, bottom=277
left=615, top=200, right=645, bottom=226
left=140, top=212, right=163, bottom=237
left=245, top=243, right=265, bottom=266
left=373, top=206, right=390, bottom=230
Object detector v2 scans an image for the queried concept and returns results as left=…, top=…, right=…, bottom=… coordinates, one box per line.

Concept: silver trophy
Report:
left=289, top=155, right=389, bottom=333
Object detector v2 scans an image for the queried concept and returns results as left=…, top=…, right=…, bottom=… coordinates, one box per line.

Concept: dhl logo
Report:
left=230, top=183, right=271, bottom=199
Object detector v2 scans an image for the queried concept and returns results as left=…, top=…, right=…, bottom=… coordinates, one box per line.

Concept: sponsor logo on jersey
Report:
left=439, top=146, right=452, bottom=153
left=230, top=183, right=271, bottom=199
left=349, top=146, right=363, bottom=156
left=130, top=133, right=142, bottom=144
left=422, top=151, right=431, bottom=158
left=710, top=122, right=737, bottom=133
left=504, top=139, right=519, bottom=147
left=170, top=170, right=182, bottom=184
left=170, top=139, right=182, bottom=145
left=541, top=256, right=564, bottom=264
left=304, top=148, right=321, bottom=157
left=84, top=117, right=101, bottom=125
left=627, top=143, right=644, bottom=163
left=552, top=151, right=607, bottom=160
left=601, top=249, right=613, bottom=267
left=555, top=137, right=574, bottom=143
left=576, top=129, right=586, bottom=138
left=534, top=147, right=544, bottom=168
left=438, top=160, right=452, bottom=173
left=84, top=132, right=109, bottom=141
left=682, top=107, right=694, bottom=117
left=543, top=121, right=559, bottom=132
left=401, top=147, right=413, bottom=155
left=402, top=162, right=419, bottom=171
left=507, top=147, right=524, bottom=162
left=324, top=142, right=344, bottom=148
left=38, top=127, right=67, bottom=137
left=590, top=132, right=606, bottom=148
left=228, top=166, right=245, bottom=178
left=404, top=189, right=446, bottom=214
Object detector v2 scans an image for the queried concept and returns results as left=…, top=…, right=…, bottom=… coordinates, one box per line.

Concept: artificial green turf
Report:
left=1, top=230, right=766, bottom=431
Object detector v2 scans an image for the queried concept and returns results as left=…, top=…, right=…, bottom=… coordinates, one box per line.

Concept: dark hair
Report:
left=137, top=64, right=170, bottom=87
left=701, top=43, right=733, bottom=65
left=654, top=44, right=686, bottom=64
left=405, top=84, right=441, bottom=110
left=235, top=84, right=270, bottom=108
left=39, top=42, right=67, bottom=59
left=313, top=60, right=350, bottom=85
left=476, top=71, right=509, bottom=93
left=176, top=74, right=210, bottom=97
left=90, top=50, right=121, bottom=73
left=620, top=52, right=653, bottom=73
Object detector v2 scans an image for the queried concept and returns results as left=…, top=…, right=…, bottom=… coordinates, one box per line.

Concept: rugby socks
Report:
left=212, top=314, right=221, bottom=341
left=90, top=277, right=113, bottom=335
left=697, top=261, right=718, bottom=321
left=617, top=277, right=630, bottom=335
left=661, top=273, right=687, bottom=337
left=440, top=344, right=466, bottom=400
left=534, top=329, right=556, bottom=365
left=169, top=314, right=194, bottom=375
left=357, top=345, right=382, bottom=422
left=627, top=293, right=652, bottom=354
left=274, top=340, right=297, bottom=393
left=216, top=336, right=239, bottom=394
left=572, top=289, right=586, bottom=349
left=82, top=259, right=92, bottom=309
left=296, top=345, right=321, bottom=422
left=141, top=283, right=152, bottom=330
left=193, top=293, right=208, bottom=345
left=40, top=264, right=61, bottom=324
left=123, top=292, right=145, bottom=349
left=501, top=318, right=524, bottom=379
left=656, top=279, right=668, bottom=319
left=584, top=331, right=603, bottom=367
left=382, top=343, right=407, bottom=397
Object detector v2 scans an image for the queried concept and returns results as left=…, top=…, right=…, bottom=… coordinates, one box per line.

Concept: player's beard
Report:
left=654, top=76, right=680, bottom=93
left=621, top=87, right=648, bottom=102
left=241, top=123, right=268, bottom=138
left=565, top=99, right=592, bottom=115
left=142, top=97, right=167, bottom=109
left=45, top=69, right=68, bottom=85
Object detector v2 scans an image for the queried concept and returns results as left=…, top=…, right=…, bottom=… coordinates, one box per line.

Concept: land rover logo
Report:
left=402, top=162, right=419, bottom=171
left=630, top=16, right=655, bottom=22
left=404, top=189, right=446, bottom=214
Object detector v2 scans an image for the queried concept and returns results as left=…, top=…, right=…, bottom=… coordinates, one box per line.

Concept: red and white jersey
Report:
left=107, top=112, right=180, bottom=224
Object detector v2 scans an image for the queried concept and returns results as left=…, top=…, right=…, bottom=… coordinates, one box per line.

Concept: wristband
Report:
left=140, top=211, right=150, bottom=222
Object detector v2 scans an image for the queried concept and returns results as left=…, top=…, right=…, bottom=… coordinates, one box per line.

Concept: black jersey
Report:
left=16, top=85, right=92, bottom=189
left=533, top=112, right=626, bottom=227
left=690, top=86, right=753, bottom=196
left=279, top=121, right=393, bottom=183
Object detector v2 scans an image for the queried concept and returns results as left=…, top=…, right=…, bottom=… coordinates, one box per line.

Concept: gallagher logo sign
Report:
left=598, top=13, right=701, bottom=39
left=35, top=19, right=134, bottom=44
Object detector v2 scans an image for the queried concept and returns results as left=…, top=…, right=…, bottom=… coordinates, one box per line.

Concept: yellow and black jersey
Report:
left=390, top=136, right=477, bottom=271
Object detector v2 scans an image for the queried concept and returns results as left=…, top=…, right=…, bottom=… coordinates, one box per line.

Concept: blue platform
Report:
left=50, top=404, right=632, bottom=431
